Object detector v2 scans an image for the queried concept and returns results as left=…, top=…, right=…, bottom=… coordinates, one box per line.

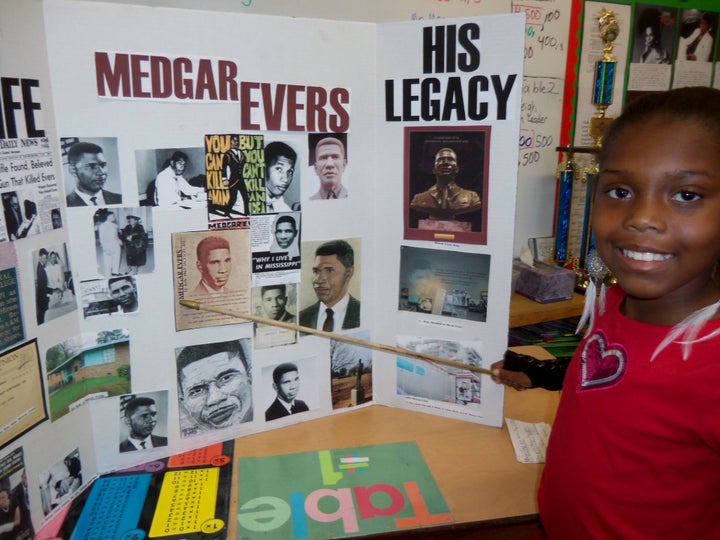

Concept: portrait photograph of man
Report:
left=268, top=213, right=300, bottom=259
left=60, top=137, right=123, bottom=208
left=118, top=391, right=169, bottom=452
left=299, top=238, right=361, bottom=332
left=191, top=235, right=235, bottom=297
left=175, top=339, right=253, bottom=437
left=250, top=212, right=301, bottom=285
left=108, top=275, right=139, bottom=314
left=255, top=283, right=296, bottom=323
left=263, top=357, right=317, bottom=421
left=404, top=127, right=489, bottom=245
left=252, top=283, right=297, bottom=349
left=264, top=139, right=301, bottom=213
left=308, top=133, right=349, bottom=200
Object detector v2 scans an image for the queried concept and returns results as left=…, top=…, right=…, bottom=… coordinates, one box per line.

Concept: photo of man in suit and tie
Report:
left=259, top=284, right=295, bottom=323
left=62, top=138, right=122, bottom=207
left=265, top=362, right=309, bottom=421
left=119, top=394, right=168, bottom=452
left=252, top=283, right=298, bottom=349
left=220, top=134, right=250, bottom=217
left=299, top=239, right=360, bottom=332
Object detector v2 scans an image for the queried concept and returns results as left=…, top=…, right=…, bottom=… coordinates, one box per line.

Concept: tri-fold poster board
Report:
left=0, top=0, right=525, bottom=534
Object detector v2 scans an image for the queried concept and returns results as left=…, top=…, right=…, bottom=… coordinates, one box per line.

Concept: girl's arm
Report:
left=491, top=349, right=569, bottom=391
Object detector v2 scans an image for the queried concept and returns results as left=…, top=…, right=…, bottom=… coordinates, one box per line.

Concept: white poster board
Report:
left=1, top=0, right=525, bottom=531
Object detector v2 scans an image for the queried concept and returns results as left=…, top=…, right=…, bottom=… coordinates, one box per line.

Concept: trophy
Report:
left=589, top=8, right=619, bottom=147
left=553, top=151, right=574, bottom=264
left=554, top=8, right=619, bottom=288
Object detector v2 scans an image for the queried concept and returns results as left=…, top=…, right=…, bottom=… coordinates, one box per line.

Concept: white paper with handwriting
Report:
left=505, top=417, right=551, bottom=463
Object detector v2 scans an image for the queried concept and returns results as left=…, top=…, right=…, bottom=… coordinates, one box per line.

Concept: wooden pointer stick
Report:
left=179, top=299, right=493, bottom=376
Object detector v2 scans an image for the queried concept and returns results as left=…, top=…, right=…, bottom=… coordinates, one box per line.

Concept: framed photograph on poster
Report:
left=404, top=126, right=490, bottom=245
left=0, top=339, right=48, bottom=449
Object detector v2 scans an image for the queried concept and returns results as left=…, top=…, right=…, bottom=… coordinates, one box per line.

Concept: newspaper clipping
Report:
left=250, top=212, right=301, bottom=287
left=0, top=136, right=62, bottom=242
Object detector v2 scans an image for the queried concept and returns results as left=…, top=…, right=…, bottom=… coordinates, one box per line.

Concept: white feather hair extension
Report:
left=576, top=250, right=610, bottom=335
left=576, top=279, right=596, bottom=334
left=651, top=300, right=720, bottom=361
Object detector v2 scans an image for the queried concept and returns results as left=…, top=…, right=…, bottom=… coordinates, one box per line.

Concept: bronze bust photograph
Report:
left=405, top=127, right=489, bottom=244
left=410, top=147, right=482, bottom=221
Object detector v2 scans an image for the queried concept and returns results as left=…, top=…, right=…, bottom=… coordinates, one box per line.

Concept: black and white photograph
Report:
left=93, top=207, right=154, bottom=278
left=60, top=137, right=122, bottom=208
left=252, top=283, right=297, bottom=349
left=118, top=390, right=169, bottom=452
left=38, top=449, right=82, bottom=517
left=79, top=275, right=139, bottom=318
left=264, top=138, right=302, bottom=213
left=2, top=192, right=43, bottom=241
left=134, top=147, right=206, bottom=209
left=0, top=134, right=63, bottom=241
left=263, top=357, right=317, bottom=422
left=33, top=243, right=76, bottom=325
left=250, top=212, right=301, bottom=286
left=631, top=5, right=676, bottom=64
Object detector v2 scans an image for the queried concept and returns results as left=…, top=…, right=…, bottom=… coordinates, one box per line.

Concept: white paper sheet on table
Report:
left=505, top=417, right=551, bottom=463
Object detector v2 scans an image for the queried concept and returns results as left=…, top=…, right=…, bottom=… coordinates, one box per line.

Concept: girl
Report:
left=494, top=87, right=720, bottom=538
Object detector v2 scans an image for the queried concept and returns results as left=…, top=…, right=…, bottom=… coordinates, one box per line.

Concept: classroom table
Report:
left=509, top=291, right=585, bottom=328
left=228, top=346, right=560, bottom=539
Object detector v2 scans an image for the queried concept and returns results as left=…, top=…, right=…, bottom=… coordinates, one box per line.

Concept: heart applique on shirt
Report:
left=580, top=330, right=627, bottom=390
